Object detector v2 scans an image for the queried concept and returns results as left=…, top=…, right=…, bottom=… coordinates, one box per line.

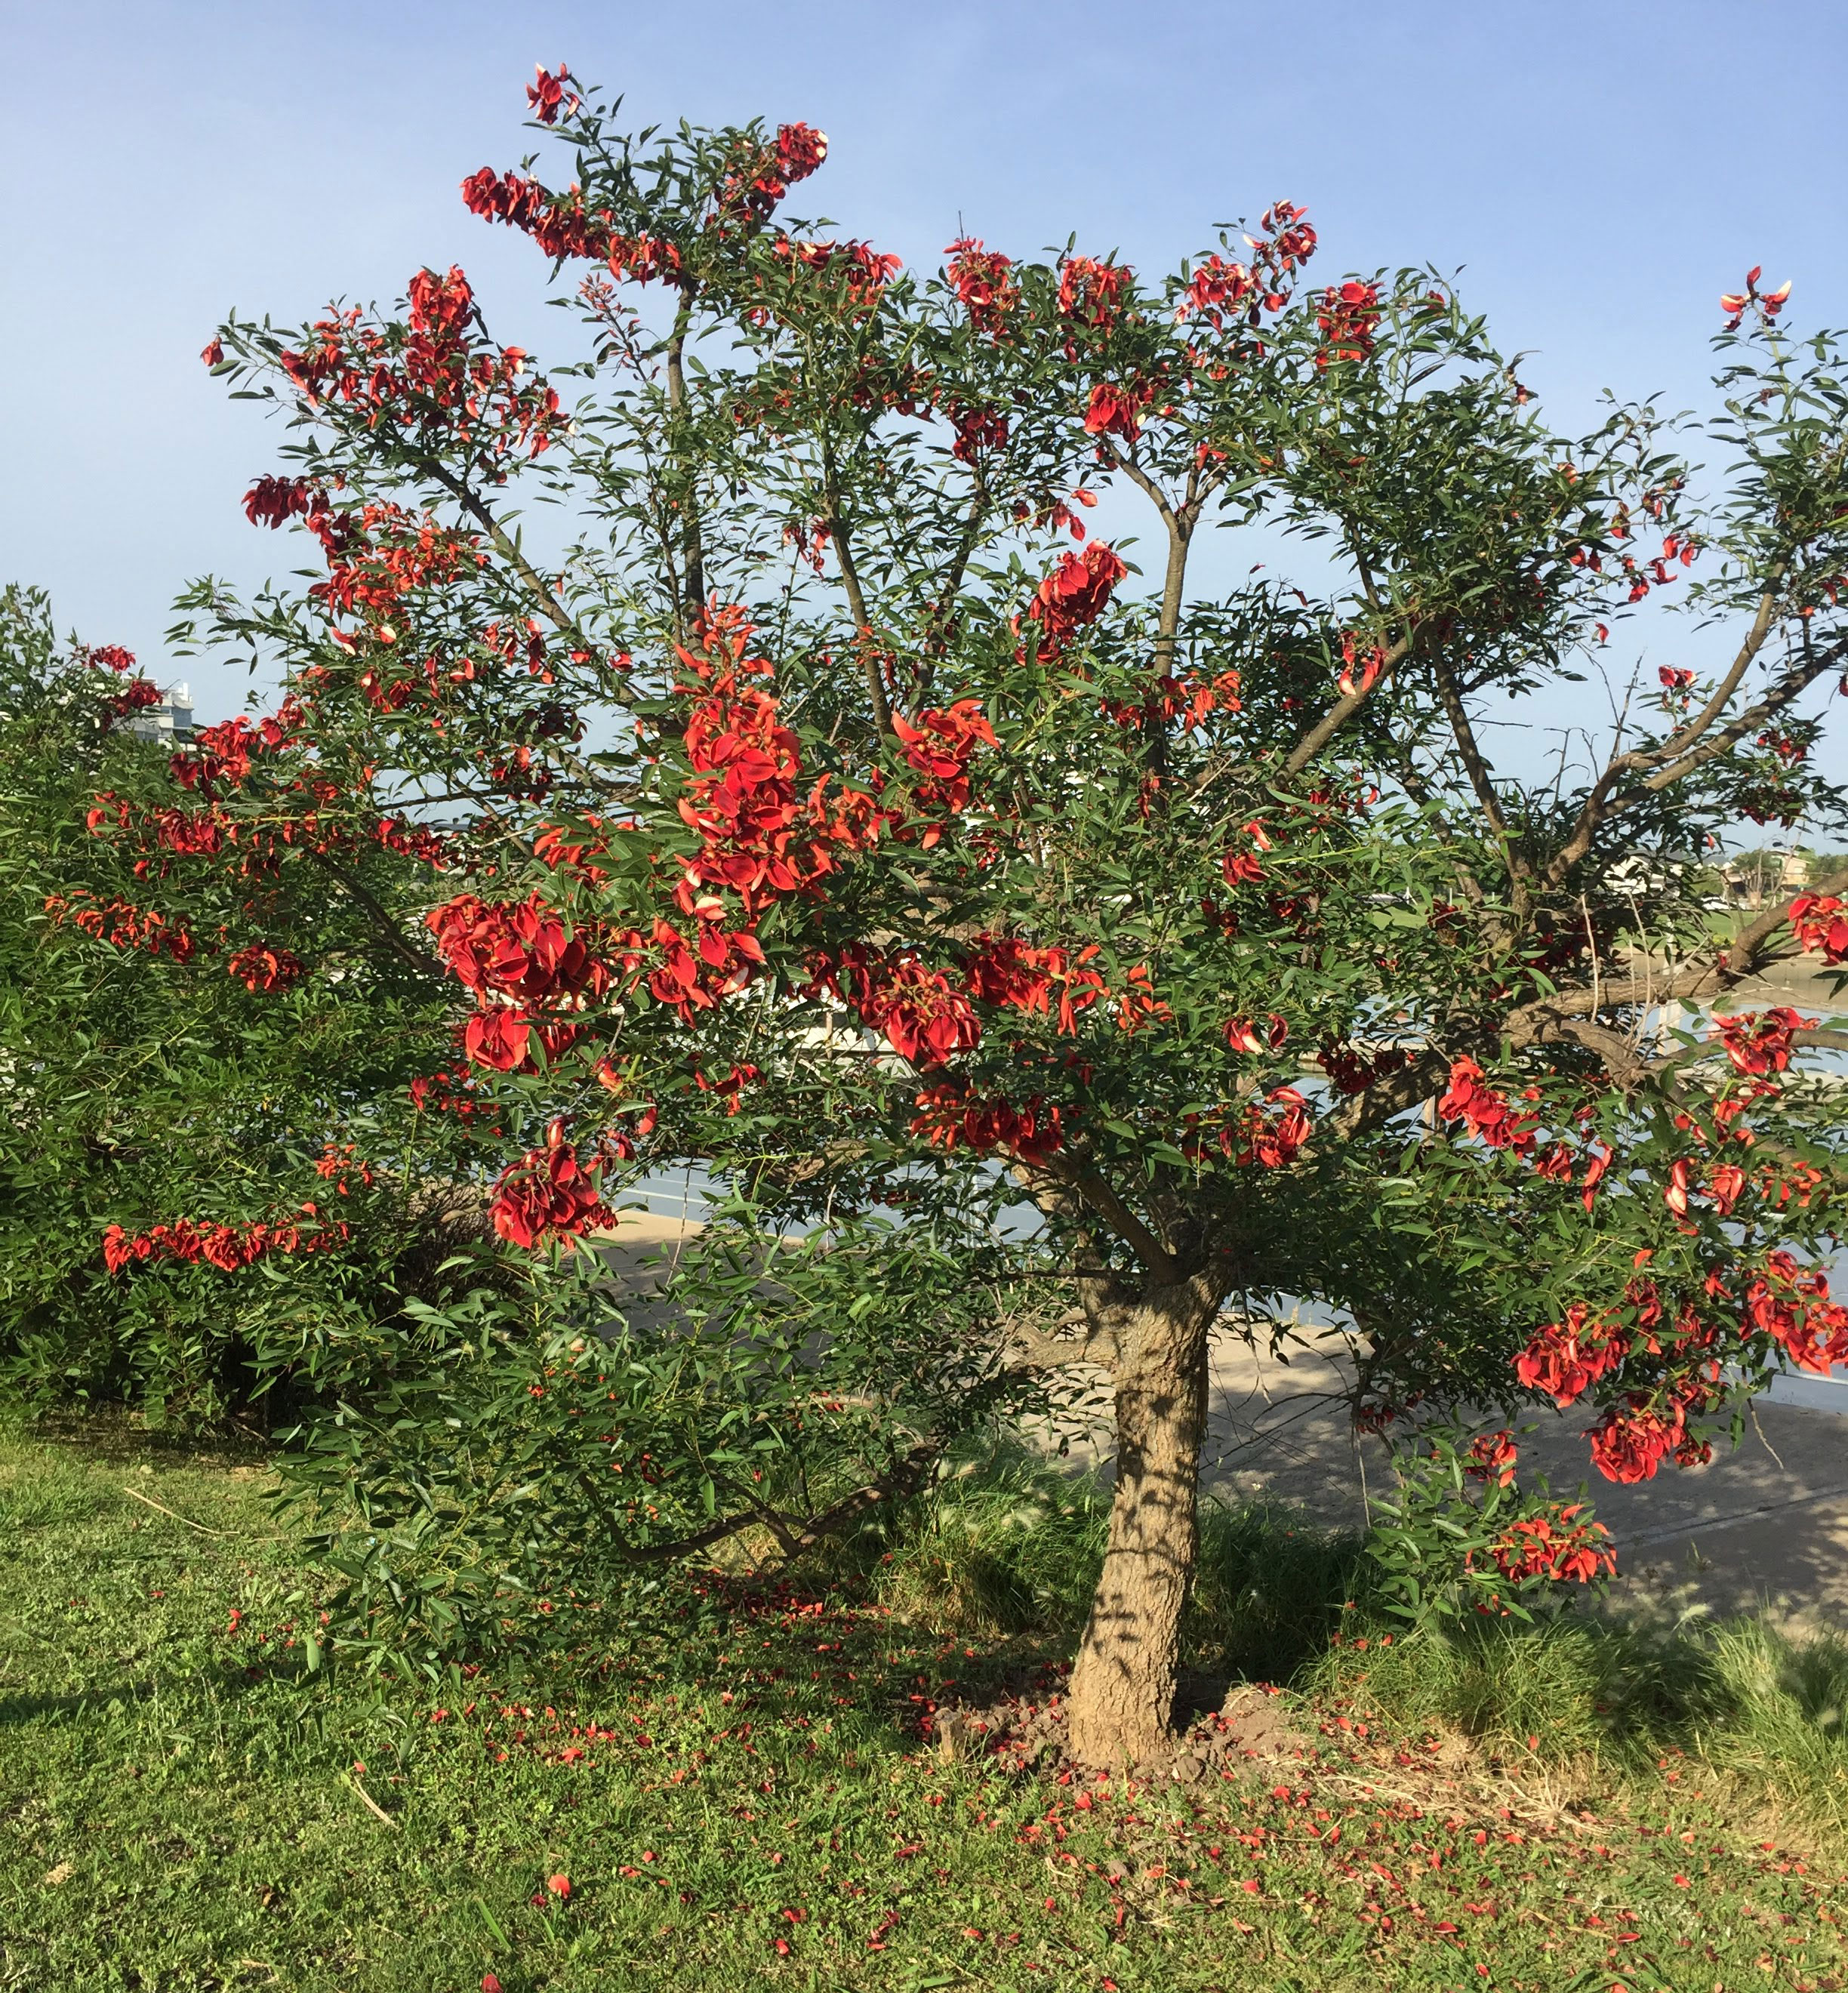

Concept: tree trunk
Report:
left=1065, top=1280, right=1215, bottom=1767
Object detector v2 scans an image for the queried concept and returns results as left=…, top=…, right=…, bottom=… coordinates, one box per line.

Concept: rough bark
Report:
left=1064, top=1276, right=1218, bottom=1767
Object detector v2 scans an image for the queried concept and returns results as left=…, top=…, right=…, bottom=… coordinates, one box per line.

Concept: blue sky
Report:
left=4, top=0, right=1845, bottom=811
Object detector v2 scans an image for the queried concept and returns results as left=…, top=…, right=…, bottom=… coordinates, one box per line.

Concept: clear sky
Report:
left=5, top=0, right=1845, bottom=811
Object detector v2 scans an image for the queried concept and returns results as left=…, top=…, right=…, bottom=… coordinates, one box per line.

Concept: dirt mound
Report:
left=929, top=1677, right=1320, bottom=1784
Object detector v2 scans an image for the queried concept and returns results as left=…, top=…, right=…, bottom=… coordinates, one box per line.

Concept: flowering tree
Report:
left=0, top=585, right=483, bottom=1425
left=82, top=67, right=1848, bottom=1760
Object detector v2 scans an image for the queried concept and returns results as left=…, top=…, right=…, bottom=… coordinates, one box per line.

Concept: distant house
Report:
left=125, top=683, right=193, bottom=744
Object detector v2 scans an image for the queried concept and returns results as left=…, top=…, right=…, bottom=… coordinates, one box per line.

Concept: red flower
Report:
left=892, top=700, right=996, bottom=818
left=490, top=1143, right=608, bottom=1250
left=1083, top=380, right=1152, bottom=442
left=1437, top=1058, right=1538, bottom=1156
left=910, top=1083, right=1067, bottom=1165
left=1745, top=1252, right=1848, bottom=1375
left=243, top=476, right=322, bottom=530
left=950, top=406, right=1009, bottom=463
left=960, top=935, right=1104, bottom=1033
left=775, top=122, right=828, bottom=183
left=464, top=1008, right=534, bottom=1072
left=1175, top=254, right=1254, bottom=328
left=430, top=893, right=611, bottom=1009
left=861, top=959, right=981, bottom=1066
left=1314, top=279, right=1381, bottom=369
left=1336, top=632, right=1384, bottom=698
left=200, top=337, right=223, bottom=366
left=1720, top=266, right=1791, bottom=331
left=1023, top=544, right=1128, bottom=656
left=1223, top=1014, right=1288, bottom=1055
left=1465, top=1430, right=1519, bottom=1488
left=1586, top=1405, right=1683, bottom=1484
left=1487, top=1505, right=1615, bottom=1582
left=526, top=65, right=578, bottom=125
left=226, top=944, right=305, bottom=993
left=545, top=1871, right=571, bottom=1898
left=1789, top=894, right=1848, bottom=965
left=1514, top=1303, right=1630, bottom=1408
left=1057, top=255, right=1133, bottom=331
left=944, top=239, right=1018, bottom=334
left=1710, top=1006, right=1811, bottom=1077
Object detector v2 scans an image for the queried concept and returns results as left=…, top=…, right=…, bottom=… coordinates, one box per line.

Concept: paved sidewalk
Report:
left=596, top=1209, right=1848, bottom=1631
left=1193, top=1332, right=1848, bottom=1631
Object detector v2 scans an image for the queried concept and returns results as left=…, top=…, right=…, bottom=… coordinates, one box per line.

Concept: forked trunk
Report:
left=1064, top=1283, right=1214, bottom=1767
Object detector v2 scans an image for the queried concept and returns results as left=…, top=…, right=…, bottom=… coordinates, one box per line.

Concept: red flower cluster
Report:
left=86, top=643, right=139, bottom=673
left=490, top=1135, right=609, bottom=1249
left=431, top=893, right=609, bottom=1008
left=1745, top=1252, right=1848, bottom=1375
left=464, top=167, right=622, bottom=264
left=312, top=503, right=484, bottom=633
left=1315, top=1040, right=1409, bottom=1098
left=429, top=892, right=612, bottom=1072
left=1720, top=265, right=1791, bottom=331
left=1057, top=256, right=1134, bottom=331
left=1711, top=1006, right=1812, bottom=1077
left=243, top=475, right=327, bottom=531
left=1514, top=1301, right=1631, bottom=1407
left=718, top=122, right=830, bottom=222
left=816, top=949, right=983, bottom=1067
left=1314, top=279, right=1382, bottom=369
left=1223, top=1013, right=1288, bottom=1055
left=1465, top=1430, right=1519, bottom=1487
left=1486, top=1507, right=1615, bottom=1584
left=1022, top=543, right=1128, bottom=658
left=1101, top=665, right=1243, bottom=732
left=100, top=676, right=163, bottom=726
left=944, top=239, right=1018, bottom=334
left=45, top=891, right=197, bottom=963
left=775, top=122, right=828, bottom=183
left=1083, top=380, right=1156, bottom=444
left=1437, top=1058, right=1538, bottom=1156
left=960, top=935, right=1105, bottom=1033
left=769, top=236, right=901, bottom=309
left=1585, top=1397, right=1711, bottom=1484
left=170, top=702, right=305, bottom=795
left=1175, top=253, right=1255, bottom=329
left=408, top=1065, right=504, bottom=1131
left=314, top=1143, right=376, bottom=1195
left=278, top=268, right=560, bottom=464
left=910, top=1083, right=1067, bottom=1164
left=102, top=1206, right=348, bottom=1274
left=662, top=614, right=892, bottom=1010
left=892, top=700, right=996, bottom=820
left=526, top=63, right=578, bottom=125
left=1187, top=1087, right=1311, bottom=1169
left=948, top=405, right=1009, bottom=463
left=1789, top=893, right=1848, bottom=964
left=226, top=944, right=305, bottom=993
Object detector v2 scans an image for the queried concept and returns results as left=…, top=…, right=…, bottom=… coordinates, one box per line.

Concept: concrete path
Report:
left=1194, top=1332, right=1848, bottom=1631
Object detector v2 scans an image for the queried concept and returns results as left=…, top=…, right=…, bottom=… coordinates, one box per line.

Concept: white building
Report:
left=125, top=682, right=193, bottom=743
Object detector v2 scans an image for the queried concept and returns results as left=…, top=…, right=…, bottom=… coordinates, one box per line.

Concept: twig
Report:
left=122, top=1483, right=223, bottom=1537
left=346, top=1773, right=398, bottom=1828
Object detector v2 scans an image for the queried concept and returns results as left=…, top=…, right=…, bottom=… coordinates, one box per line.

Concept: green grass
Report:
left=1, top=1426, right=1845, bottom=1991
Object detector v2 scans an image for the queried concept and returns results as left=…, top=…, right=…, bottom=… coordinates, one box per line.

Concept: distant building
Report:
left=125, top=682, right=193, bottom=744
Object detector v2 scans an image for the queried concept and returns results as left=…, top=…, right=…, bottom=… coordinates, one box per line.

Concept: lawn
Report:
left=0, top=1425, right=1842, bottom=1991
